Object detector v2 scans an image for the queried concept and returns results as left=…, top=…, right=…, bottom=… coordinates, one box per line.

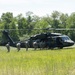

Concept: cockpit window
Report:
left=61, top=36, right=71, bottom=40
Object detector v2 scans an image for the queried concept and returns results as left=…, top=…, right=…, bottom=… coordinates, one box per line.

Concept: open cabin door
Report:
left=56, top=37, right=63, bottom=49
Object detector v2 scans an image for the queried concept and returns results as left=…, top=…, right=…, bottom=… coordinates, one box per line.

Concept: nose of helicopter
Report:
left=69, top=42, right=74, bottom=46
left=66, top=40, right=74, bottom=46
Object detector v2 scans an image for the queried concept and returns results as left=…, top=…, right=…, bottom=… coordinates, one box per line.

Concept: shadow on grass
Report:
left=31, top=47, right=75, bottom=51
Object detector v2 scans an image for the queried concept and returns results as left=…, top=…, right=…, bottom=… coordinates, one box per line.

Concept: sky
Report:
left=0, top=0, right=75, bottom=17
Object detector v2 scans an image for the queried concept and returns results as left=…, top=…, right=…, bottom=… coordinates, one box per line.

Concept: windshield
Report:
left=61, top=36, right=71, bottom=41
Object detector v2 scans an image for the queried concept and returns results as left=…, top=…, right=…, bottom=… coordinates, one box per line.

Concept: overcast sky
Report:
left=0, top=0, right=75, bottom=17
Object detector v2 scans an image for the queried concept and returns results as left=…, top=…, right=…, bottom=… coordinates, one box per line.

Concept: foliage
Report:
left=17, top=14, right=27, bottom=36
left=9, top=21, right=19, bottom=41
left=0, top=12, right=19, bottom=42
left=0, top=11, right=75, bottom=42
left=66, top=12, right=75, bottom=41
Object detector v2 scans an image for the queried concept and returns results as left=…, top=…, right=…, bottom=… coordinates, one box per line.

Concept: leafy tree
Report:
left=34, top=17, right=49, bottom=34
left=0, top=11, right=75, bottom=42
left=59, top=13, right=68, bottom=28
left=44, top=15, right=53, bottom=27
left=66, top=12, right=75, bottom=41
left=17, top=14, right=27, bottom=36
left=10, top=21, right=19, bottom=41
left=1, top=12, right=13, bottom=29
left=66, top=12, right=75, bottom=28
left=51, top=11, right=60, bottom=32
left=59, top=13, right=68, bottom=34
left=26, top=11, right=34, bottom=34
left=1, top=12, right=19, bottom=42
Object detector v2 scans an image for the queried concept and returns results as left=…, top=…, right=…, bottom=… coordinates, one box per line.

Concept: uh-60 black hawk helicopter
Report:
left=2, top=29, right=74, bottom=49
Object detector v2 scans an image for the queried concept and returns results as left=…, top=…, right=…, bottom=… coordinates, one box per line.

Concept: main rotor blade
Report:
left=55, top=28, right=75, bottom=30
left=0, top=28, right=75, bottom=31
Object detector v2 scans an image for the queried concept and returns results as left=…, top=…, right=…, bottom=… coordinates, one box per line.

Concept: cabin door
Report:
left=56, top=37, right=63, bottom=47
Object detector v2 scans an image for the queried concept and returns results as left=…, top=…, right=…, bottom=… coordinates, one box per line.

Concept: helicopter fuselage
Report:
left=2, top=30, right=75, bottom=49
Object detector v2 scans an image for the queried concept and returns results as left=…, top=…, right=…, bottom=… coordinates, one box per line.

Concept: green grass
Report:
left=0, top=46, right=75, bottom=75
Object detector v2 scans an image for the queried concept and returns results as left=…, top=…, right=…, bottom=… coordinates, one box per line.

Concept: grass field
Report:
left=0, top=46, right=75, bottom=75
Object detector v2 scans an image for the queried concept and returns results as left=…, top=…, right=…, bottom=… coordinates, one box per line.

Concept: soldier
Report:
left=39, top=41, right=43, bottom=50
left=16, top=42, right=21, bottom=51
left=25, top=41, right=29, bottom=51
left=6, top=42, right=10, bottom=52
left=39, top=41, right=46, bottom=50
left=33, top=41, right=38, bottom=50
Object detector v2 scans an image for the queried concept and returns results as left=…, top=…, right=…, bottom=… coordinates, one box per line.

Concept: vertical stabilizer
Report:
left=3, top=30, right=15, bottom=45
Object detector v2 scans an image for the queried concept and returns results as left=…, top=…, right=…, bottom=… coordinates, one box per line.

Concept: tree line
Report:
left=0, top=11, right=75, bottom=43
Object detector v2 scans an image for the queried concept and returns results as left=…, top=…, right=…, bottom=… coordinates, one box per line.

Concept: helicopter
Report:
left=1, top=29, right=74, bottom=49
